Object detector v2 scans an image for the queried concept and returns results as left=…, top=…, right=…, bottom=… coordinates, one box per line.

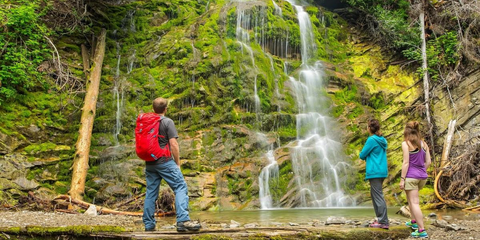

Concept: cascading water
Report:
left=127, top=50, right=136, bottom=74
left=258, top=149, right=279, bottom=209
left=286, top=0, right=354, bottom=207
left=236, top=8, right=261, bottom=116
left=113, top=36, right=123, bottom=146
left=112, top=10, right=136, bottom=146
left=272, top=0, right=282, bottom=16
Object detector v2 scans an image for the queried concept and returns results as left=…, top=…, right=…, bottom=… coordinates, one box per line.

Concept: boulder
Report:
left=326, top=216, right=346, bottom=225
left=13, top=177, right=39, bottom=190
left=0, top=178, right=16, bottom=190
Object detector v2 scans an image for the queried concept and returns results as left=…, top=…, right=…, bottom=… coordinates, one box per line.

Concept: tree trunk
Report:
left=440, top=119, right=456, bottom=168
left=69, top=29, right=106, bottom=200
left=420, top=8, right=436, bottom=169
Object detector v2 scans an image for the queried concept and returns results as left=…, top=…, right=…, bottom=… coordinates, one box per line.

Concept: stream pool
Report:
left=182, top=207, right=479, bottom=224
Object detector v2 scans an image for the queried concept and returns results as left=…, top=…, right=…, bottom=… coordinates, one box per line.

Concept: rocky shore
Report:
left=0, top=211, right=479, bottom=239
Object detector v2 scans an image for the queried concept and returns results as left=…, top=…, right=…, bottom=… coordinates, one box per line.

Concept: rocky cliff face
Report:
left=433, top=69, right=480, bottom=146
left=0, top=0, right=477, bottom=210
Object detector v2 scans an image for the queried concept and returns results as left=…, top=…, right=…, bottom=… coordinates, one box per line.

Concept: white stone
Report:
left=84, top=205, right=97, bottom=216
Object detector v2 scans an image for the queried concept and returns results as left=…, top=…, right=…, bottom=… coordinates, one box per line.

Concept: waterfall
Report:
left=235, top=8, right=261, bottom=116
left=258, top=150, right=279, bottom=209
left=113, top=38, right=123, bottom=146
left=112, top=10, right=136, bottom=145
left=285, top=0, right=354, bottom=207
left=127, top=50, right=136, bottom=74
left=272, top=0, right=282, bottom=16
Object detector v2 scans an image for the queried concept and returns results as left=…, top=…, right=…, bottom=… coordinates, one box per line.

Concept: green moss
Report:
left=192, top=235, right=232, bottom=240
left=347, top=104, right=364, bottom=119
left=24, top=142, right=71, bottom=156
left=334, top=85, right=358, bottom=104
left=271, top=160, right=293, bottom=204
left=369, top=92, right=386, bottom=109
left=53, top=181, right=69, bottom=194
left=332, top=105, right=344, bottom=118
left=0, top=226, right=125, bottom=236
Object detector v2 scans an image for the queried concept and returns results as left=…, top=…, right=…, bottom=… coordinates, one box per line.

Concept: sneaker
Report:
left=406, top=221, right=419, bottom=230
left=176, top=220, right=201, bottom=232
left=369, top=222, right=389, bottom=230
left=411, top=229, right=428, bottom=238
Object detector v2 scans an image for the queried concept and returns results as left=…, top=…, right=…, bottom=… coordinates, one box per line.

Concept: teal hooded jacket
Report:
left=359, top=135, right=388, bottom=180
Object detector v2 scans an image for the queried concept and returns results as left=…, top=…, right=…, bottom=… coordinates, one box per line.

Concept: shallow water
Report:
left=185, top=207, right=480, bottom=224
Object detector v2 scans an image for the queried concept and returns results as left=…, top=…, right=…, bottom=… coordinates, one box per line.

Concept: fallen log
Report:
left=463, top=205, right=480, bottom=213
left=70, top=29, right=107, bottom=200
left=54, top=195, right=174, bottom=217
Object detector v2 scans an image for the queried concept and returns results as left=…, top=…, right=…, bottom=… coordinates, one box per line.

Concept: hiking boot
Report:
left=411, top=229, right=428, bottom=238
left=176, top=220, right=201, bottom=232
left=406, top=220, right=419, bottom=230
left=369, top=222, right=389, bottom=230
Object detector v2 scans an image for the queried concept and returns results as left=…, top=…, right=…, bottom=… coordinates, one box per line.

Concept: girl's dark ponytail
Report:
left=368, top=119, right=382, bottom=136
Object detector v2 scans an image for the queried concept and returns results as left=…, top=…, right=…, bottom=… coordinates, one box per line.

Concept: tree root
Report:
left=434, top=140, right=480, bottom=210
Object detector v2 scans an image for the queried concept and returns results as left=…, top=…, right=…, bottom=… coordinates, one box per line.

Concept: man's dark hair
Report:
left=153, top=98, right=168, bottom=114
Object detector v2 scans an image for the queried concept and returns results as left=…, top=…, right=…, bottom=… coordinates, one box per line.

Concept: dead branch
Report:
left=440, top=120, right=456, bottom=168
left=113, top=193, right=146, bottom=209
left=463, top=205, right=480, bottom=213
left=54, top=195, right=175, bottom=217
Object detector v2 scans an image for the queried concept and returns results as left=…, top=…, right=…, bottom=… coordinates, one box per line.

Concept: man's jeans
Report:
left=143, top=160, right=190, bottom=229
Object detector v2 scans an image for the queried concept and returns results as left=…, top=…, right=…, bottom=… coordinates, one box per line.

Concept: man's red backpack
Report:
left=135, top=113, right=171, bottom=161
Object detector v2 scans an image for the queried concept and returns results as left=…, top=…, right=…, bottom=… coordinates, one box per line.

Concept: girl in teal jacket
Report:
left=360, top=119, right=389, bottom=229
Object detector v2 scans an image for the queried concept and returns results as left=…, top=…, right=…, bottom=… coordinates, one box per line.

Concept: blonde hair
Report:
left=404, top=121, right=421, bottom=149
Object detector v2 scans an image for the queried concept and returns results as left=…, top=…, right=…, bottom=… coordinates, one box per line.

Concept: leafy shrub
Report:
left=403, top=31, right=459, bottom=81
left=0, top=1, right=50, bottom=104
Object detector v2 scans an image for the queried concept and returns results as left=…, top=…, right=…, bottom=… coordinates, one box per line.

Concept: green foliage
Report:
left=346, top=104, right=363, bottom=119
left=346, top=0, right=420, bottom=52
left=403, top=31, right=459, bottom=81
left=0, top=1, right=50, bottom=104
left=334, top=85, right=358, bottom=104
left=332, top=105, right=344, bottom=118
left=369, top=92, right=386, bottom=109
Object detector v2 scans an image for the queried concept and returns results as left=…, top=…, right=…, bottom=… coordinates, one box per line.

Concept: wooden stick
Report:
left=463, top=205, right=480, bottom=213
left=114, top=193, right=146, bottom=208
left=54, top=195, right=174, bottom=217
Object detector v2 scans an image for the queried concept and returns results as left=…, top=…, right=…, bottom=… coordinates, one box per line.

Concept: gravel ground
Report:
left=0, top=211, right=479, bottom=239
left=404, top=220, right=480, bottom=240
left=0, top=211, right=145, bottom=231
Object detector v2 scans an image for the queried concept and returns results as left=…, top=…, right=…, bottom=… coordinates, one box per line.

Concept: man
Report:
left=143, top=97, right=201, bottom=232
